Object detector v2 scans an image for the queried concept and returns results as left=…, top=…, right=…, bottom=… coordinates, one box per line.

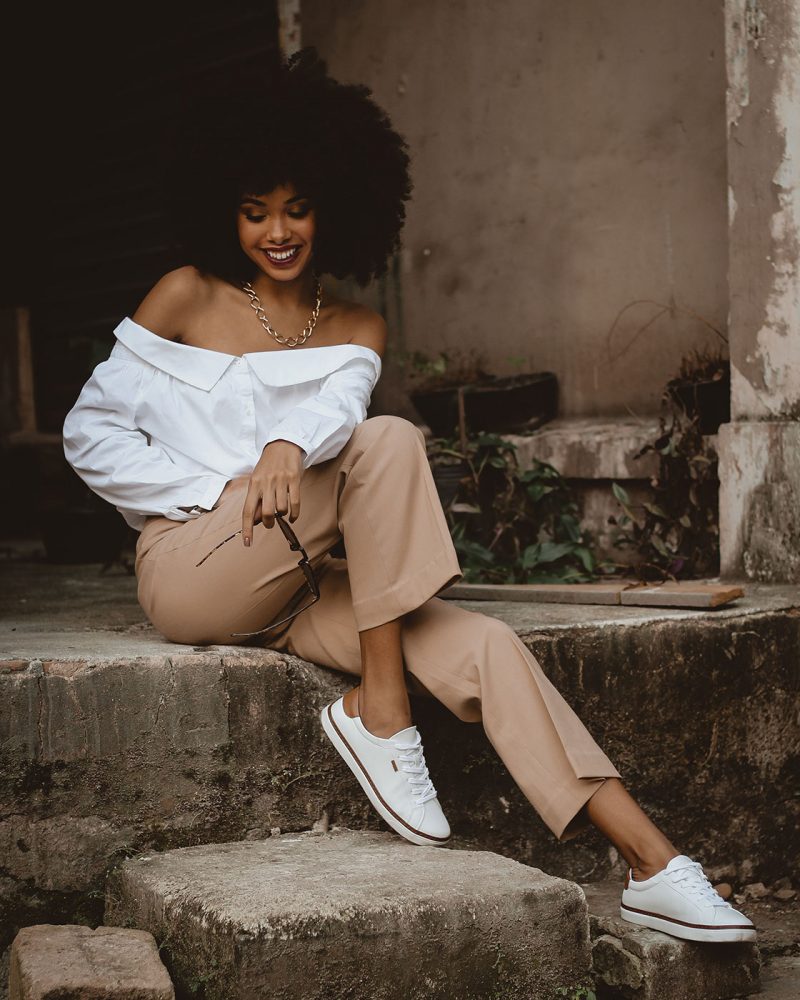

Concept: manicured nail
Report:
left=244, top=536, right=250, bottom=547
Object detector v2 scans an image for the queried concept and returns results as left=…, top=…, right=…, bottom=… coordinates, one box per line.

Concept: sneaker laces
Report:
left=667, top=860, right=734, bottom=909
left=392, top=732, right=438, bottom=805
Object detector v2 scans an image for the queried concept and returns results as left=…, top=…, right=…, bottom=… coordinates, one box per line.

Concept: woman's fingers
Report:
left=242, top=485, right=260, bottom=547
left=262, top=486, right=280, bottom=530
left=288, top=480, right=301, bottom=523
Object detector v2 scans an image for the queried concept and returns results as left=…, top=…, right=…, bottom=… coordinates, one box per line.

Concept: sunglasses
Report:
left=195, top=513, right=320, bottom=638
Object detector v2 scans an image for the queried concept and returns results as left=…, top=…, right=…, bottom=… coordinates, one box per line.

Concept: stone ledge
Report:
left=104, top=829, right=592, bottom=1000
left=589, top=911, right=760, bottom=1000
left=503, top=417, right=663, bottom=480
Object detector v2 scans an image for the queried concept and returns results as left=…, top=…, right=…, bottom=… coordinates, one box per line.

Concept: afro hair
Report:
left=164, top=48, right=412, bottom=287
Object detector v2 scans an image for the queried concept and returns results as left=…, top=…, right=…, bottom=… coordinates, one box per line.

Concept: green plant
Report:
left=431, top=431, right=598, bottom=584
left=609, top=408, right=719, bottom=579
left=555, top=986, right=597, bottom=1000
left=397, top=346, right=492, bottom=391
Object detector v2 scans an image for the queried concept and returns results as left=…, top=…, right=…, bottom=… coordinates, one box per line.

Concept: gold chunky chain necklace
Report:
left=241, top=280, right=323, bottom=347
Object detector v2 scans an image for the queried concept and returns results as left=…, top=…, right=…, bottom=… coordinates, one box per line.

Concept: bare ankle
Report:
left=631, top=852, right=680, bottom=881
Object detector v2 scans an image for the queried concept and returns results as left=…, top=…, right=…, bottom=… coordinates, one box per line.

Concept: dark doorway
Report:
left=4, top=5, right=281, bottom=433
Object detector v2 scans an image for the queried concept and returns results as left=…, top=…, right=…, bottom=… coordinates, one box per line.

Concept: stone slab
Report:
left=1, top=555, right=798, bottom=998
left=104, top=829, right=592, bottom=1000
left=589, top=913, right=760, bottom=1000
left=503, top=418, right=663, bottom=480
left=2, top=555, right=798, bottom=661
left=8, top=924, right=174, bottom=999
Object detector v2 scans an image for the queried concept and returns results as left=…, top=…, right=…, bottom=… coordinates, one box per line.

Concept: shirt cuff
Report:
left=164, top=474, right=230, bottom=520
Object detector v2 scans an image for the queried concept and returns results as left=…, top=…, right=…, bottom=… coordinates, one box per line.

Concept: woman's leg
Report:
left=583, top=779, right=679, bottom=879
left=274, top=557, right=632, bottom=848
left=135, top=414, right=461, bottom=647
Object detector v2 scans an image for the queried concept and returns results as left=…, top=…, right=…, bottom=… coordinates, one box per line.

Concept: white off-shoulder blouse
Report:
left=62, top=317, right=383, bottom=531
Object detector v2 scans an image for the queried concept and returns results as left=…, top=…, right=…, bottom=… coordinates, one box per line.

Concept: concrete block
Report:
left=105, top=830, right=592, bottom=1000
left=504, top=418, right=662, bottom=481
left=8, top=924, right=174, bottom=999
left=589, top=911, right=761, bottom=1000
left=719, top=421, right=800, bottom=583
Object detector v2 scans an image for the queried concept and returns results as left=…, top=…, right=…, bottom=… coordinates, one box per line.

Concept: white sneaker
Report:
left=320, top=696, right=451, bottom=847
left=620, top=854, right=757, bottom=943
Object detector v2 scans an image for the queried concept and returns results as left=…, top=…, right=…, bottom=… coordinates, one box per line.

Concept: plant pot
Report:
left=411, top=372, right=558, bottom=438
left=667, top=370, right=730, bottom=435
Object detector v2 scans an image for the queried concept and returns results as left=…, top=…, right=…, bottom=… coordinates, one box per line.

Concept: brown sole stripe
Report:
left=326, top=703, right=449, bottom=844
left=621, top=901, right=756, bottom=932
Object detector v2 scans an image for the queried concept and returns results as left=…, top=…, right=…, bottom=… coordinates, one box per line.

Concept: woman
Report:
left=62, top=49, right=755, bottom=945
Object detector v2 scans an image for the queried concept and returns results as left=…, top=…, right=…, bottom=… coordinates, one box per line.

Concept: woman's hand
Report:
left=241, top=439, right=305, bottom=546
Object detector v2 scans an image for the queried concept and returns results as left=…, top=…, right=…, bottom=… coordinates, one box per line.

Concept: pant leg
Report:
left=135, top=415, right=462, bottom=645
left=272, top=559, right=622, bottom=843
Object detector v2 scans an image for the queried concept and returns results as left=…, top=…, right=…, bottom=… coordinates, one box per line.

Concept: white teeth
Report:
left=264, top=247, right=299, bottom=262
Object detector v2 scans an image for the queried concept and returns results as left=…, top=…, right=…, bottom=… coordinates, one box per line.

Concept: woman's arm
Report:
left=63, top=353, right=229, bottom=522
left=261, top=310, right=387, bottom=468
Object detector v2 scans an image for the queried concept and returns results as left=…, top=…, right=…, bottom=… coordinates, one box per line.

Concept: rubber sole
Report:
left=320, top=701, right=450, bottom=848
left=620, top=904, right=757, bottom=943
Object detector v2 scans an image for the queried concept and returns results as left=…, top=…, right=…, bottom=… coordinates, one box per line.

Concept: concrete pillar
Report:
left=720, top=0, right=800, bottom=581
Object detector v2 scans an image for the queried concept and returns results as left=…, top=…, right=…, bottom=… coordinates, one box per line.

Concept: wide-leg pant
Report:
left=135, top=415, right=621, bottom=841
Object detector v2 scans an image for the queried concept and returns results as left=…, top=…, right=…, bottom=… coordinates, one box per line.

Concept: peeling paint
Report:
left=727, top=0, right=800, bottom=420
left=754, top=10, right=800, bottom=417
left=726, top=0, right=750, bottom=130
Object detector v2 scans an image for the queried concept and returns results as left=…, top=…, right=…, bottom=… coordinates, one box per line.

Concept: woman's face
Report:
left=237, top=183, right=316, bottom=282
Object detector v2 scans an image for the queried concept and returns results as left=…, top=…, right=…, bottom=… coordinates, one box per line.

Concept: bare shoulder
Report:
left=131, top=266, right=215, bottom=341
left=331, top=301, right=388, bottom=359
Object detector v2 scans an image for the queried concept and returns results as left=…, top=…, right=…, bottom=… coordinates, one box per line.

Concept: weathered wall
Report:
left=302, top=0, right=729, bottom=417
left=720, top=0, right=800, bottom=581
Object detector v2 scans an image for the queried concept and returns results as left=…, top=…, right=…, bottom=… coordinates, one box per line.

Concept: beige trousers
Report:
left=135, top=414, right=621, bottom=840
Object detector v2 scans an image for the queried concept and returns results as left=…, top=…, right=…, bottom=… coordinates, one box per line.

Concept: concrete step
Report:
left=582, top=883, right=760, bottom=999
left=103, top=829, right=593, bottom=1000
left=2, top=557, right=798, bottom=997
left=582, top=877, right=800, bottom=1000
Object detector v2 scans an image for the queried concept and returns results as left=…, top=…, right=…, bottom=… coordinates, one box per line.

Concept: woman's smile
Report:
left=260, top=244, right=303, bottom=267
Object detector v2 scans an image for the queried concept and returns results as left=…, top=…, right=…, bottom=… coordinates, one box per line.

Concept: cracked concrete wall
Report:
left=302, top=0, right=729, bottom=418
left=720, top=0, right=800, bottom=581
left=726, top=0, right=800, bottom=420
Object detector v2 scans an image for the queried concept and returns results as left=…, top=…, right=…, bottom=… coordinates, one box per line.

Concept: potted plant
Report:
left=666, top=348, right=730, bottom=435
left=432, top=430, right=598, bottom=585
left=401, top=348, right=558, bottom=439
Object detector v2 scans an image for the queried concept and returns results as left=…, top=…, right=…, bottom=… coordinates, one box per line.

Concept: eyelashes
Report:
left=243, top=209, right=311, bottom=223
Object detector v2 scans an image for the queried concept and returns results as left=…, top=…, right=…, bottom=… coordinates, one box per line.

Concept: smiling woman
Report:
left=60, top=47, right=758, bottom=948
left=165, top=47, right=411, bottom=288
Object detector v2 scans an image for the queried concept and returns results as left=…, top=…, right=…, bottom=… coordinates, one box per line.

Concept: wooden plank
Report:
left=441, top=582, right=628, bottom=605
left=620, top=583, right=745, bottom=609
left=441, top=581, right=745, bottom=609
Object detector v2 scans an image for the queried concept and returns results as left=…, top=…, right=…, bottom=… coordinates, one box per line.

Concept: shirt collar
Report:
left=114, top=317, right=381, bottom=390
left=114, top=318, right=235, bottom=391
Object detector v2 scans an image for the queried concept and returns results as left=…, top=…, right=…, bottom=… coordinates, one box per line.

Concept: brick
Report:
left=8, top=923, right=174, bottom=999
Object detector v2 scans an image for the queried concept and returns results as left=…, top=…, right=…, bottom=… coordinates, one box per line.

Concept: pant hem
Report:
left=351, top=549, right=463, bottom=630
left=546, top=772, right=620, bottom=843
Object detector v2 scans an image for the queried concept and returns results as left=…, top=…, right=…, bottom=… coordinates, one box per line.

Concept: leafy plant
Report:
left=430, top=430, right=599, bottom=584
left=397, top=346, right=492, bottom=391
left=674, top=346, right=729, bottom=383
left=609, top=408, right=719, bottom=579
left=555, top=985, right=597, bottom=1000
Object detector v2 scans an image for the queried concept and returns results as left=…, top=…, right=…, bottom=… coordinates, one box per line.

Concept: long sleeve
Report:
left=262, top=353, right=381, bottom=469
left=63, top=355, right=229, bottom=525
